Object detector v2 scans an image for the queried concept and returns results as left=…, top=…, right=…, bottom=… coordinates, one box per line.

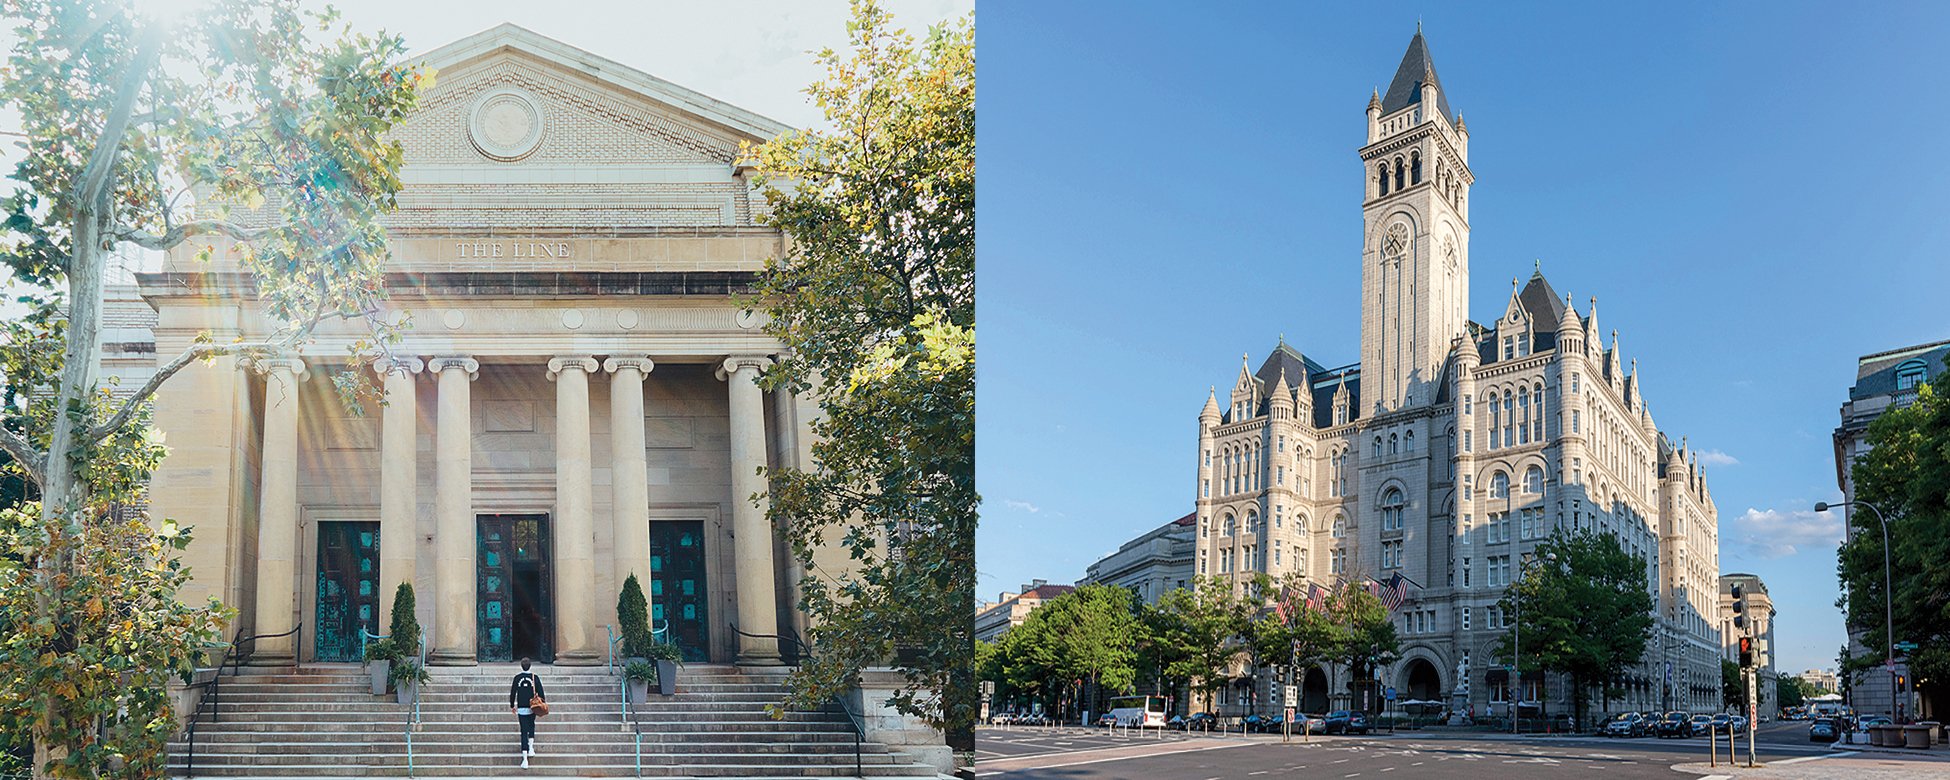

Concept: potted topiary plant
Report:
left=390, top=658, right=430, bottom=705
left=645, top=643, right=684, bottom=696
left=625, top=659, right=655, bottom=704
left=388, top=583, right=422, bottom=661
left=362, top=638, right=396, bottom=695
left=616, top=574, right=652, bottom=665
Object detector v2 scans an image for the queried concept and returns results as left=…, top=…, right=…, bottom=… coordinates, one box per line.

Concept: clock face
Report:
left=1382, top=223, right=1411, bottom=258
left=1442, top=237, right=1458, bottom=271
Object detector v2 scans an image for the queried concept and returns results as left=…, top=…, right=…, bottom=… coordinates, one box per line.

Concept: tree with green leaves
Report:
left=1722, top=660, right=1743, bottom=711
left=1492, top=530, right=1655, bottom=727
left=1840, top=356, right=1950, bottom=719
left=0, top=1, right=428, bottom=775
left=742, top=0, right=973, bottom=743
left=1149, top=578, right=1256, bottom=714
left=1777, top=674, right=1809, bottom=709
left=1326, top=583, right=1400, bottom=714
left=1249, top=574, right=1343, bottom=715
left=617, top=574, right=652, bottom=659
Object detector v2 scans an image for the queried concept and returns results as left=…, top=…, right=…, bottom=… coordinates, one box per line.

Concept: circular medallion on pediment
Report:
left=562, top=309, right=585, bottom=330
left=616, top=310, right=640, bottom=330
left=468, top=87, right=546, bottom=162
left=442, top=309, right=465, bottom=330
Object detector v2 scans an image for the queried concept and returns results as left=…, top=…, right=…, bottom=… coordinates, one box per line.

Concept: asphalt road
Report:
left=973, top=721, right=1869, bottom=780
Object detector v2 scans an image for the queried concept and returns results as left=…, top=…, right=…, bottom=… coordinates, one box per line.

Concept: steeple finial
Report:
left=1417, top=17, right=1422, bottom=34
left=1535, top=258, right=1542, bottom=273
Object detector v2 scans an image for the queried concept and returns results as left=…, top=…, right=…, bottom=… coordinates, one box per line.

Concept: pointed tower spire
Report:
left=1381, top=27, right=1452, bottom=120
left=1584, top=297, right=1601, bottom=354
left=1270, top=368, right=1295, bottom=419
left=1201, top=386, right=1221, bottom=424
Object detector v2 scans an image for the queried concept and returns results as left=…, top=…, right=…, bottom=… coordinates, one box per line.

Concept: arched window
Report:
left=1374, top=436, right=1384, bottom=458
left=1224, top=513, right=1237, bottom=536
left=1503, top=394, right=1515, bottom=446
left=1518, top=388, right=1530, bottom=445
left=1533, top=383, right=1546, bottom=442
left=1394, top=156, right=1405, bottom=190
left=1405, top=430, right=1415, bottom=452
left=1296, top=513, right=1309, bottom=534
left=1389, top=433, right=1399, bottom=455
left=1410, top=151, right=1422, bottom=185
left=1332, top=514, right=1347, bottom=538
left=1378, top=163, right=1391, bottom=197
left=1331, top=451, right=1345, bottom=497
left=1246, top=509, right=1259, bottom=537
left=1525, top=466, right=1544, bottom=495
left=1490, top=471, right=1509, bottom=500
left=1381, top=488, right=1405, bottom=531
left=1488, top=392, right=1501, bottom=448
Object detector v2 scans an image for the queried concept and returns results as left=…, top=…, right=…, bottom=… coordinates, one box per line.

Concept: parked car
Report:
left=1324, top=710, right=1372, bottom=735
left=1809, top=717, right=1841, bottom=743
left=1095, top=712, right=1119, bottom=728
left=1688, top=714, right=1715, bottom=737
left=1603, top=712, right=1647, bottom=737
left=1240, top=714, right=1268, bottom=733
left=1293, top=712, right=1328, bottom=733
left=1653, top=711, right=1691, bottom=738
left=1171, top=712, right=1217, bottom=731
left=1260, top=714, right=1286, bottom=733
left=1729, top=715, right=1749, bottom=734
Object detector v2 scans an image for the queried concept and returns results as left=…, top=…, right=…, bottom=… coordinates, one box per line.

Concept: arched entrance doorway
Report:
left=1404, top=657, right=1442, bottom=702
left=1302, top=667, right=1330, bottom=713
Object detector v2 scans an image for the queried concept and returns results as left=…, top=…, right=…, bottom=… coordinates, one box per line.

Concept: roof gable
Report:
left=1381, top=31, right=1453, bottom=120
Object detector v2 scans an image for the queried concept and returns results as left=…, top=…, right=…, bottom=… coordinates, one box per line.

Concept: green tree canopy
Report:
left=1493, top=530, right=1655, bottom=725
left=0, top=1, right=428, bottom=775
left=1842, top=357, right=1950, bottom=714
left=744, top=0, right=975, bottom=740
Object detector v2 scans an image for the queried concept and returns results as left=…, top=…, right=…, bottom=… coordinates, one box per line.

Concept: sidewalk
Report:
left=1673, top=751, right=1950, bottom=779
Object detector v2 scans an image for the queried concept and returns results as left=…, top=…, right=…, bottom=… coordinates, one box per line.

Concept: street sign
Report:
left=1896, top=641, right=1918, bottom=653
left=1385, top=687, right=1397, bottom=701
left=1285, top=685, right=1298, bottom=705
left=1665, top=661, right=1672, bottom=684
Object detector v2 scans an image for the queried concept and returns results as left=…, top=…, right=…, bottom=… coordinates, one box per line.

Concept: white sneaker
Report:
left=520, top=757, right=529, bottom=769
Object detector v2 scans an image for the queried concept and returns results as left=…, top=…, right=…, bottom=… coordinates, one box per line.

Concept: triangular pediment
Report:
left=382, top=24, right=797, bottom=234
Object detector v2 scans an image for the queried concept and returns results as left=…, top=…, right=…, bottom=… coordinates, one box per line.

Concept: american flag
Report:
left=1377, top=573, right=1410, bottom=611
left=1306, top=583, right=1326, bottom=612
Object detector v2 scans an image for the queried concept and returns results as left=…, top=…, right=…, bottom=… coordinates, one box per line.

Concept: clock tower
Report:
left=1359, top=28, right=1473, bottom=413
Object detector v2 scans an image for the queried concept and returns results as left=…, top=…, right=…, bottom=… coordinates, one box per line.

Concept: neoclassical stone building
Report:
left=1189, top=31, right=1722, bottom=719
left=141, top=24, right=850, bottom=670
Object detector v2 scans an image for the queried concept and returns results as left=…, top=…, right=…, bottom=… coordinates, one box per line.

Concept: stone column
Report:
left=549, top=356, right=601, bottom=665
left=373, top=356, right=423, bottom=640
left=250, top=356, right=307, bottom=665
left=720, top=355, right=780, bottom=665
left=430, top=356, right=479, bottom=666
left=604, top=356, right=655, bottom=607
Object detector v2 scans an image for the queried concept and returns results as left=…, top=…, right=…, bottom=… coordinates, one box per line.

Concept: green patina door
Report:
left=649, top=521, right=709, bottom=662
left=477, top=514, right=553, bottom=663
left=314, top=521, right=380, bottom=662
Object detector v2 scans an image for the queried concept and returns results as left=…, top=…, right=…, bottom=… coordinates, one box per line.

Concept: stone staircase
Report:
left=168, top=663, right=939, bottom=778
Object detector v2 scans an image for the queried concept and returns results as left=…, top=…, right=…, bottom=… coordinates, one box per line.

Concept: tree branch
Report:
left=0, top=426, right=45, bottom=489
left=86, top=340, right=276, bottom=442
left=74, top=27, right=164, bottom=212
left=111, top=220, right=285, bottom=250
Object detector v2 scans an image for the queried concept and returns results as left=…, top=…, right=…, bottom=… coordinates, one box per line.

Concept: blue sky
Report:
left=975, top=2, right=1950, bottom=677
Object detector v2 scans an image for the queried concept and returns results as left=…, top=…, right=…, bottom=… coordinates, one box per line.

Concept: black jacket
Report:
left=510, top=671, right=545, bottom=708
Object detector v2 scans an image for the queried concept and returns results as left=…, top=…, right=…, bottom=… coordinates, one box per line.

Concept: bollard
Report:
left=1708, top=724, right=1717, bottom=768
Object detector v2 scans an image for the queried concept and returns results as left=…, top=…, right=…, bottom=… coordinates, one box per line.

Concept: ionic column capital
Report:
left=602, top=355, right=655, bottom=375
left=547, top=356, right=600, bottom=381
left=716, top=355, right=773, bottom=381
left=251, top=355, right=310, bottom=382
left=429, top=356, right=480, bottom=380
left=370, top=355, right=425, bottom=378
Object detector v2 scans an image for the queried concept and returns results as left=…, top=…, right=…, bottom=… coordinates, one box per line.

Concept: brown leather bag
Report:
left=530, top=697, right=550, bottom=717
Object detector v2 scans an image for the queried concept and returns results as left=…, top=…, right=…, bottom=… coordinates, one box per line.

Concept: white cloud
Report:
left=1003, top=499, right=1041, bottom=514
left=1697, top=449, right=1740, bottom=467
left=1731, top=507, right=1844, bottom=559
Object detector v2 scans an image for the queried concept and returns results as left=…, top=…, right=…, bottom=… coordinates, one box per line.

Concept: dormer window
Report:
left=1896, top=359, right=1928, bottom=391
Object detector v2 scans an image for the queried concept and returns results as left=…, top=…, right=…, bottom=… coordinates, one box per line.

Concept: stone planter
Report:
left=1905, top=725, right=1932, bottom=749
left=656, top=659, right=678, bottom=696
left=368, top=660, right=391, bottom=695
left=396, top=680, right=417, bottom=705
left=629, top=678, right=650, bottom=704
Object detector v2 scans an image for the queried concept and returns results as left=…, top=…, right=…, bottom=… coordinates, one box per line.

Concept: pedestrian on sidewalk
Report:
left=510, top=658, right=546, bottom=769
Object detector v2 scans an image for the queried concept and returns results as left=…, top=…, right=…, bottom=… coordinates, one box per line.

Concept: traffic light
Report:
left=1738, top=636, right=1753, bottom=669
left=1730, top=584, right=1747, bottom=631
left=1897, top=675, right=1907, bottom=692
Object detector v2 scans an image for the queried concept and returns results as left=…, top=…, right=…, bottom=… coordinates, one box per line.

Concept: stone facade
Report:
left=1187, top=31, right=1722, bottom=720
left=973, top=581, right=1075, bottom=644
left=1831, top=338, right=1946, bottom=719
left=1718, top=573, right=1778, bottom=719
left=138, top=24, right=858, bottom=672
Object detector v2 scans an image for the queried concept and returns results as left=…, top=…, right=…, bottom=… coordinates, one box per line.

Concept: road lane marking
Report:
left=1379, top=767, right=1395, bottom=772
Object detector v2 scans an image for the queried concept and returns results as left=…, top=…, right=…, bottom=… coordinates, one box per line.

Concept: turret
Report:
left=1201, top=387, right=1221, bottom=426
left=1367, top=88, right=1382, bottom=143
left=1456, top=112, right=1469, bottom=161
left=1198, top=387, right=1219, bottom=503
left=1556, top=293, right=1584, bottom=354
left=1269, top=369, right=1295, bottom=420
left=1420, top=62, right=1440, bottom=124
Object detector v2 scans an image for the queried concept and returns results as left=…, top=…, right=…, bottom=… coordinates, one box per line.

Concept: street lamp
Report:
left=1512, top=550, right=1558, bottom=734
left=1815, top=499, right=1896, bottom=722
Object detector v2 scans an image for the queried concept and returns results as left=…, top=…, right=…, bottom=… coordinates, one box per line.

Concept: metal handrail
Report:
left=728, top=622, right=860, bottom=777
left=182, top=622, right=301, bottom=778
left=607, top=624, right=651, bottom=777
left=407, top=628, right=425, bottom=776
